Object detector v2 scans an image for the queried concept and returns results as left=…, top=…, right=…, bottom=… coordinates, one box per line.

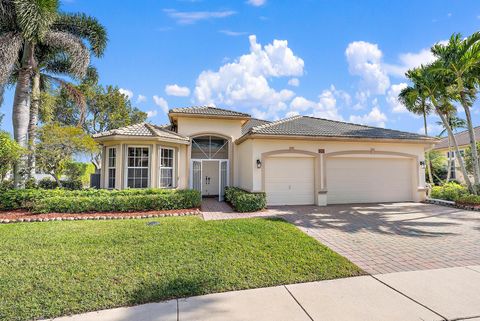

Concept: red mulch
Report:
left=0, top=208, right=201, bottom=223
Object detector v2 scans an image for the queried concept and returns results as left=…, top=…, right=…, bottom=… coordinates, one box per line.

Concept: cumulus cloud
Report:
left=119, top=88, right=133, bottom=100
left=165, top=84, right=191, bottom=97
left=386, top=83, right=408, bottom=113
left=164, top=9, right=236, bottom=24
left=349, top=105, right=388, bottom=128
left=345, top=41, right=390, bottom=95
left=194, top=35, right=303, bottom=119
left=288, top=78, right=299, bottom=87
left=146, top=110, right=158, bottom=118
left=385, top=48, right=436, bottom=78
left=153, top=95, right=169, bottom=114
left=419, top=122, right=443, bottom=135
left=247, top=0, right=266, bottom=6
left=288, top=86, right=346, bottom=121
left=136, top=94, right=147, bottom=103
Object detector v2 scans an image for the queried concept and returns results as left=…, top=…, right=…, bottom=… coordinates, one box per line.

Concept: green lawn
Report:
left=0, top=217, right=363, bottom=321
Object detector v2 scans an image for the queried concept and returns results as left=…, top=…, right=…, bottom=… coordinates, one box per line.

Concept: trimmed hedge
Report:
left=430, top=182, right=468, bottom=201
left=0, top=188, right=201, bottom=213
left=456, top=194, right=480, bottom=206
left=225, top=187, right=266, bottom=212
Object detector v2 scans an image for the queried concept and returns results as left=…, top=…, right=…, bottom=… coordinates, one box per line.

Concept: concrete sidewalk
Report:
left=46, top=266, right=480, bottom=321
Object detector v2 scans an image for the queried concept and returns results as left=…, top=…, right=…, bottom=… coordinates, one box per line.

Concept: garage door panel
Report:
left=327, top=157, right=413, bottom=204
left=265, top=157, right=315, bottom=205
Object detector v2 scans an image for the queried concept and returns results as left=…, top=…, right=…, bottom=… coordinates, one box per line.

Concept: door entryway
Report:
left=202, top=161, right=219, bottom=196
left=191, top=159, right=229, bottom=201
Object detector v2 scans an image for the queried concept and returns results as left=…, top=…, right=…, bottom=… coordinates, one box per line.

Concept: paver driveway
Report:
left=277, top=202, right=480, bottom=274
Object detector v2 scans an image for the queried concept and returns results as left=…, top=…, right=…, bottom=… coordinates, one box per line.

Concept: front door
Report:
left=202, top=160, right=219, bottom=196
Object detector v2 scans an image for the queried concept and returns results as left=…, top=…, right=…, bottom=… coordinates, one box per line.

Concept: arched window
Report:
left=191, top=136, right=228, bottom=159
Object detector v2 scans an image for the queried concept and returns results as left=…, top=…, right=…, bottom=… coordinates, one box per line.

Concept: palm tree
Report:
left=404, top=64, right=475, bottom=193
left=436, top=115, right=467, bottom=182
left=398, top=84, right=435, bottom=184
left=432, top=32, right=480, bottom=187
left=0, top=1, right=107, bottom=186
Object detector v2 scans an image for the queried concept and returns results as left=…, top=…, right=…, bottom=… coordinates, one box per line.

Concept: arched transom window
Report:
left=191, top=136, right=228, bottom=159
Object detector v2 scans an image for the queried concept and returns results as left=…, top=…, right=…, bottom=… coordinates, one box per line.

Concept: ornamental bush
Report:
left=0, top=188, right=201, bottom=212
left=456, top=194, right=480, bottom=206
left=225, top=187, right=266, bottom=212
left=430, top=182, right=468, bottom=201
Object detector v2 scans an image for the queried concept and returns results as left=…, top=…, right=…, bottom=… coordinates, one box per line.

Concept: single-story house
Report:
left=93, top=106, right=437, bottom=206
left=433, top=126, right=480, bottom=183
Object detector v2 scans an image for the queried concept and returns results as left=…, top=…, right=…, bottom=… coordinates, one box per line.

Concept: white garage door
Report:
left=265, top=157, right=315, bottom=205
left=327, top=157, right=413, bottom=204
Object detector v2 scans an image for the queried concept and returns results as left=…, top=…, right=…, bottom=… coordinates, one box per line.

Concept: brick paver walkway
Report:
left=203, top=201, right=480, bottom=274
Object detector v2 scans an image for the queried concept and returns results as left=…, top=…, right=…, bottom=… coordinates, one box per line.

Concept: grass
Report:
left=0, top=217, right=363, bottom=320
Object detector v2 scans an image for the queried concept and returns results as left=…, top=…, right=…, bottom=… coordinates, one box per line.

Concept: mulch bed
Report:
left=0, top=208, right=201, bottom=223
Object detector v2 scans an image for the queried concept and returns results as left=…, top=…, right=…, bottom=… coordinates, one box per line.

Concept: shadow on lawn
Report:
left=272, top=203, right=470, bottom=238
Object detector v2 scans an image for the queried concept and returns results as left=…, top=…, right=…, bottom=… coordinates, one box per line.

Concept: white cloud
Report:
left=288, top=86, right=345, bottom=121
left=386, top=83, right=408, bottom=113
left=419, top=123, right=443, bottom=135
left=288, top=78, right=299, bottom=87
left=247, top=0, right=266, bottom=6
left=219, top=30, right=248, bottom=36
left=146, top=110, right=158, bottom=118
left=119, top=88, right=133, bottom=100
left=136, top=94, right=147, bottom=103
left=345, top=41, right=390, bottom=95
left=349, top=106, right=388, bottom=128
left=194, top=35, right=303, bottom=119
left=384, top=48, right=436, bottom=78
left=153, top=95, right=169, bottom=114
left=164, top=9, right=236, bottom=24
left=165, top=84, right=191, bottom=97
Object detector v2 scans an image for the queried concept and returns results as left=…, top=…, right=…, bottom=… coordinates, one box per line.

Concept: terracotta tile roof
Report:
left=243, top=115, right=435, bottom=141
left=434, top=126, right=480, bottom=149
left=169, top=106, right=251, bottom=118
left=92, top=122, right=189, bottom=142
left=241, top=118, right=270, bottom=135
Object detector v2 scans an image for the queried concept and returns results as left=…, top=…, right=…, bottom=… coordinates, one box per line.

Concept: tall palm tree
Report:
left=0, top=1, right=107, bottom=186
left=432, top=32, right=480, bottom=187
left=398, top=84, right=435, bottom=184
left=436, top=115, right=467, bottom=182
left=404, top=64, right=475, bottom=192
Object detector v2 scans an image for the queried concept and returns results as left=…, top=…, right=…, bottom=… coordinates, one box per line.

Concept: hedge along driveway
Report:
left=0, top=217, right=363, bottom=321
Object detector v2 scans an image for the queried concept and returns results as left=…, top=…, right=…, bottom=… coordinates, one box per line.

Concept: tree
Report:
left=36, top=123, right=97, bottom=186
left=0, top=131, right=24, bottom=181
left=432, top=32, right=480, bottom=187
left=436, top=115, right=467, bottom=182
left=47, top=84, right=147, bottom=169
left=427, top=150, right=447, bottom=185
left=0, top=1, right=107, bottom=187
left=403, top=64, right=475, bottom=193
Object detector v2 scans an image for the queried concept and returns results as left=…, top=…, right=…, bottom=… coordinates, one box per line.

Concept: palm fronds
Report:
left=12, top=0, right=59, bottom=42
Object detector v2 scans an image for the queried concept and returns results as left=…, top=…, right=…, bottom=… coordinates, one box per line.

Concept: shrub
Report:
left=430, top=182, right=468, bottom=201
left=32, top=189, right=201, bottom=213
left=456, top=194, right=480, bottom=206
left=225, top=187, right=266, bottom=212
left=38, top=178, right=58, bottom=189
left=60, top=180, right=83, bottom=190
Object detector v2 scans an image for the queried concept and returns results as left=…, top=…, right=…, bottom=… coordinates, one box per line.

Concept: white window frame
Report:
left=107, top=147, right=117, bottom=189
left=159, top=147, right=176, bottom=188
left=124, top=145, right=151, bottom=189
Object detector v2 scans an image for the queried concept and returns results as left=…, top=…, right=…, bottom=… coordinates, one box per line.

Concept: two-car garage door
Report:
left=264, top=155, right=414, bottom=205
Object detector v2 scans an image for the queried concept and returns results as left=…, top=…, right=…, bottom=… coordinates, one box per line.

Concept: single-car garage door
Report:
left=265, top=157, right=315, bottom=205
left=327, top=157, right=413, bottom=204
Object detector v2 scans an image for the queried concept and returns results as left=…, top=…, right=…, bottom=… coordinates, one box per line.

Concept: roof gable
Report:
left=93, top=122, right=189, bottom=142
left=169, top=106, right=251, bottom=118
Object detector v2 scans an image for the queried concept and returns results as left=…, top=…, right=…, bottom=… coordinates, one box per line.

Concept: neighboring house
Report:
left=433, top=126, right=480, bottom=182
left=93, top=106, right=437, bottom=206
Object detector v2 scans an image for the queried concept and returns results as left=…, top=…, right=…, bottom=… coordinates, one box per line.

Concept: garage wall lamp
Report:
left=419, top=160, right=426, bottom=169
left=256, top=159, right=262, bottom=169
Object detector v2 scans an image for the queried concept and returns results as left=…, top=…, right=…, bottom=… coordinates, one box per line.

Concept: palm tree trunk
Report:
left=437, top=109, right=474, bottom=192
left=12, top=42, right=34, bottom=188
left=446, top=136, right=452, bottom=182
left=27, top=70, right=40, bottom=179
left=0, top=84, right=4, bottom=107
left=460, top=96, right=480, bottom=190
left=423, top=112, right=434, bottom=185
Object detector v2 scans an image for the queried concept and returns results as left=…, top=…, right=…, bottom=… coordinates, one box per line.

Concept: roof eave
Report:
left=168, top=112, right=251, bottom=122
left=93, top=135, right=190, bottom=145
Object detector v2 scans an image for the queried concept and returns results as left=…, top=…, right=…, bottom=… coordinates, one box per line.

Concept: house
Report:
left=93, top=106, right=437, bottom=206
left=433, top=126, right=480, bottom=182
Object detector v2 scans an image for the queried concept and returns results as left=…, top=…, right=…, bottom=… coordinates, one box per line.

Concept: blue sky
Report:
left=2, top=0, right=480, bottom=135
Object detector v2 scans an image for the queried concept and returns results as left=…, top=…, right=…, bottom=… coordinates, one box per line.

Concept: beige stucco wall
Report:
left=237, top=139, right=254, bottom=191
left=241, top=138, right=429, bottom=204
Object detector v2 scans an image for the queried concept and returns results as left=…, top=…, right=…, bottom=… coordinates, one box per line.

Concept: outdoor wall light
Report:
left=419, top=160, right=426, bottom=169
left=256, top=159, right=262, bottom=169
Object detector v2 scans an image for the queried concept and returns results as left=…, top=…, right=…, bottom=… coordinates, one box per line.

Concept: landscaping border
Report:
left=0, top=208, right=201, bottom=224
left=424, top=198, right=480, bottom=211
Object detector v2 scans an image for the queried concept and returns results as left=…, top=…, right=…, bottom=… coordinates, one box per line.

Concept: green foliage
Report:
left=427, top=150, right=447, bottom=184
left=225, top=187, right=266, bottom=212
left=464, top=142, right=480, bottom=176
left=64, top=161, right=88, bottom=181
left=36, top=124, right=98, bottom=184
left=456, top=194, right=480, bottom=206
left=0, top=131, right=24, bottom=181
left=430, top=182, right=468, bottom=201
left=0, top=217, right=362, bottom=320
left=0, top=188, right=201, bottom=212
